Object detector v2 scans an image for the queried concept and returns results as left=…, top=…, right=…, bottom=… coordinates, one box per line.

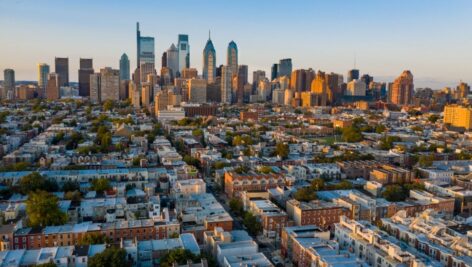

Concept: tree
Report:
left=214, top=161, right=228, bottom=170
left=243, top=212, right=263, bottom=236
left=293, top=187, right=317, bottom=202
left=79, top=233, right=111, bottom=245
left=160, top=249, right=199, bottom=267
left=375, top=124, right=386, bottom=134
left=36, top=263, right=57, bottom=267
left=379, top=136, right=402, bottom=150
left=91, top=178, right=111, bottom=193
left=275, top=142, right=289, bottom=159
left=311, top=178, right=325, bottom=191
left=418, top=154, right=434, bottom=167
left=26, top=191, right=67, bottom=227
left=88, top=247, right=130, bottom=267
left=428, top=114, right=440, bottom=123
left=62, top=181, right=80, bottom=192
left=18, top=172, right=58, bottom=194
left=382, top=185, right=407, bottom=202
left=342, top=126, right=363, bottom=143
left=64, top=191, right=82, bottom=202
left=332, top=180, right=353, bottom=190
left=103, top=100, right=114, bottom=111
left=229, top=198, right=244, bottom=216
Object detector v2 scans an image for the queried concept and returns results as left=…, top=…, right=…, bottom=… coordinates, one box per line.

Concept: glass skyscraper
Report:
left=119, top=53, right=130, bottom=80
left=203, top=33, right=216, bottom=84
left=178, top=34, right=190, bottom=73
left=136, top=22, right=155, bottom=66
left=37, top=63, right=50, bottom=98
left=227, top=41, right=238, bottom=75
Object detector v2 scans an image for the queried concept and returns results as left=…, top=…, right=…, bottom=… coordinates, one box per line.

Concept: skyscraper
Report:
left=119, top=53, right=130, bottom=81
left=271, top=64, right=279, bottom=81
left=166, top=44, right=179, bottom=78
left=389, top=70, right=414, bottom=106
left=203, top=32, right=216, bottom=84
left=310, top=71, right=331, bottom=106
left=347, top=69, right=359, bottom=82
left=227, top=41, right=238, bottom=75
left=100, top=67, right=120, bottom=101
left=161, top=52, right=167, bottom=68
left=361, top=74, right=373, bottom=87
left=278, top=58, right=292, bottom=78
left=78, top=58, right=94, bottom=97
left=188, top=78, right=207, bottom=104
left=456, top=82, right=470, bottom=100
left=46, top=73, right=60, bottom=100
left=290, top=69, right=315, bottom=93
left=136, top=22, right=155, bottom=68
left=37, top=64, right=50, bottom=98
left=90, top=73, right=101, bottom=103
left=178, top=34, right=190, bottom=73
left=3, top=69, right=15, bottom=100
left=55, top=57, right=69, bottom=87
left=346, top=79, right=366, bottom=96
left=221, top=66, right=232, bottom=104
left=252, top=70, right=266, bottom=91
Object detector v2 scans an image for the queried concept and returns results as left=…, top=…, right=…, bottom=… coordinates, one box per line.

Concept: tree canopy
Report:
left=26, top=190, right=67, bottom=227
left=88, top=247, right=130, bottom=267
left=18, top=172, right=58, bottom=195
left=91, top=178, right=111, bottom=194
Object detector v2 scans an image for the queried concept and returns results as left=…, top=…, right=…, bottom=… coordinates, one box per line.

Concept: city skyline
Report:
left=0, top=0, right=471, bottom=88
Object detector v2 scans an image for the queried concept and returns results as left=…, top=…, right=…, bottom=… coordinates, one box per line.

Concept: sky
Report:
left=0, top=0, right=471, bottom=88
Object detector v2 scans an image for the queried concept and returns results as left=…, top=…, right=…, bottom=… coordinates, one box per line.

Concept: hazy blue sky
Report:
left=0, top=0, right=471, bottom=88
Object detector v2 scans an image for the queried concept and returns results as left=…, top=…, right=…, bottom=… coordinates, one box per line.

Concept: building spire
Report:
left=209, top=29, right=211, bottom=40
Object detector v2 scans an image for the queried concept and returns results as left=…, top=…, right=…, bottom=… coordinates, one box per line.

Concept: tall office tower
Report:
left=361, top=74, right=373, bottom=88
left=271, top=64, right=279, bottom=81
left=290, top=69, right=315, bottom=93
left=202, top=33, right=216, bottom=84
left=3, top=69, right=15, bottom=99
left=221, top=66, right=232, bottom=104
left=326, top=72, right=342, bottom=104
left=119, top=53, right=130, bottom=81
left=456, top=82, right=470, bottom=100
left=100, top=67, right=120, bottom=101
left=90, top=73, right=101, bottom=103
left=119, top=80, right=129, bottom=100
left=136, top=22, right=155, bottom=67
left=278, top=58, right=292, bottom=78
left=279, top=76, right=290, bottom=90
left=238, top=65, right=248, bottom=85
left=178, top=34, right=190, bottom=73
left=141, top=82, right=152, bottom=108
left=37, top=63, right=50, bottom=98
left=235, top=65, right=248, bottom=103
left=216, top=65, right=223, bottom=78
left=78, top=58, right=94, bottom=97
left=346, top=79, right=367, bottom=96
left=207, top=77, right=221, bottom=102
left=55, top=57, right=69, bottom=87
left=227, top=41, right=238, bottom=75
left=160, top=67, right=173, bottom=86
left=155, top=90, right=171, bottom=112
left=140, top=63, right=155, bottom=83
left=252, top=70, right=266, bottom=91
left=181, top=68, right=198, bottom=79
left=161, top=52, right=167, bottom=68
left=257, top=78, right=271, bottom=101
left=129, top=81, right=141, bottom=109
left=188, top=78, right=207, bottom=104
left=46, top=73, right=60, bottom=100
left=166, top=44, right=179, bottom=78
left=347, top=69, right=359, bottom=82
left=310, top=71, right=331, bottom=106
left=390, top=70, right=414, bottom=105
